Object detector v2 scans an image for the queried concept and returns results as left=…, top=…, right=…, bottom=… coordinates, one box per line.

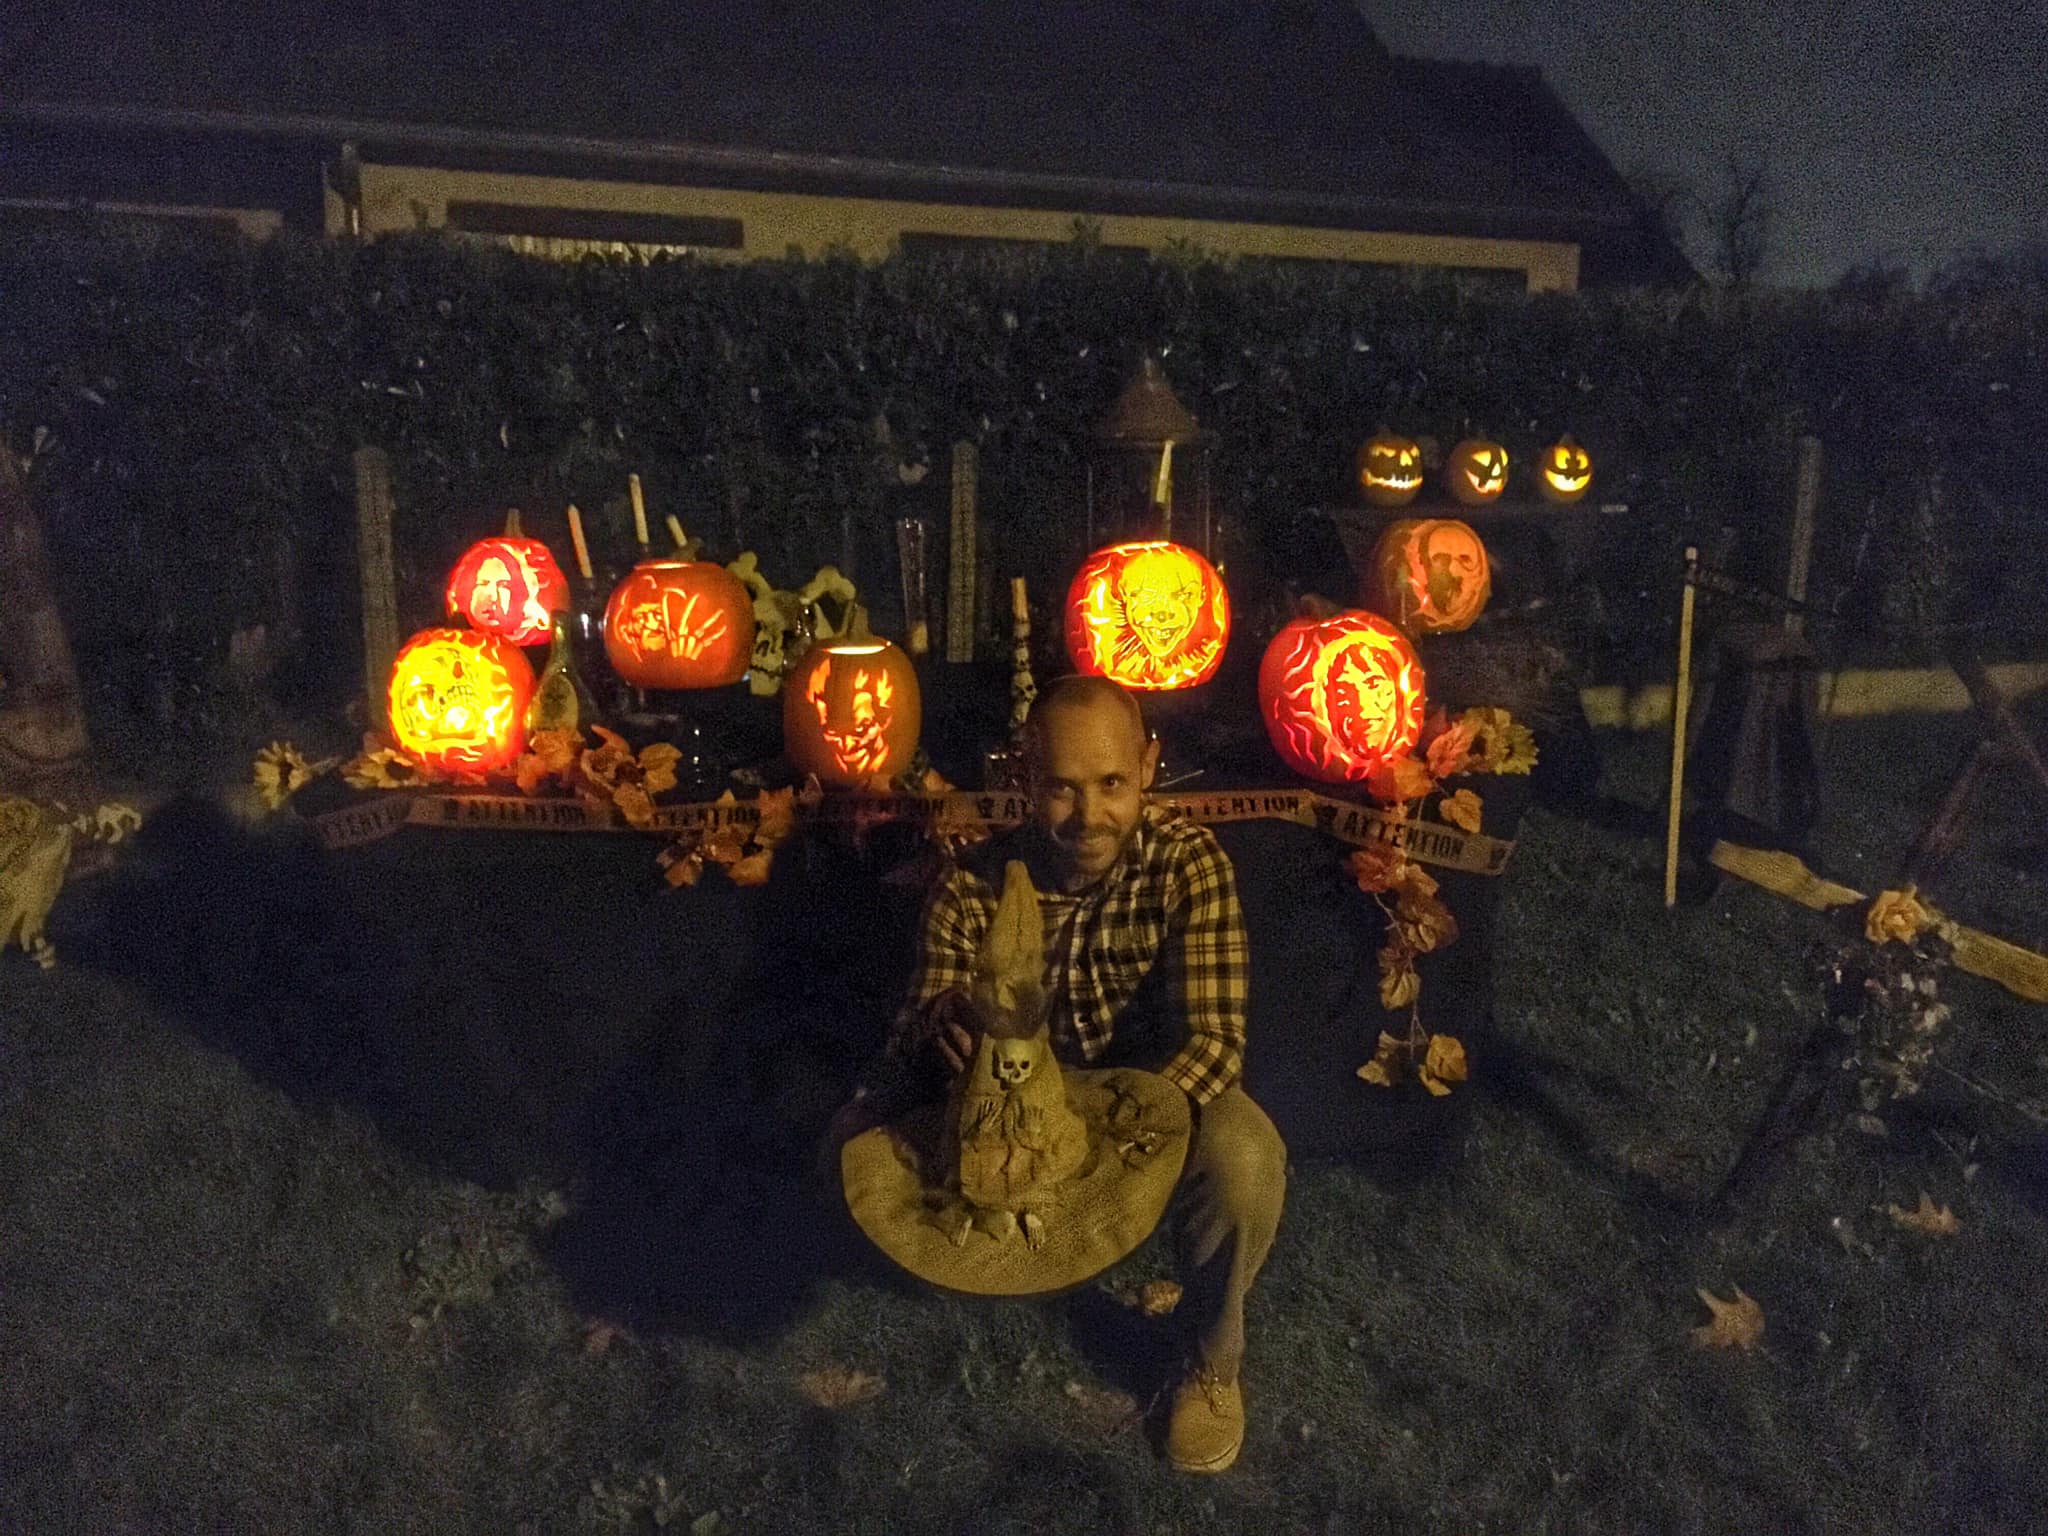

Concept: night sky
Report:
left=1365, top=0, right=2048, bottom=287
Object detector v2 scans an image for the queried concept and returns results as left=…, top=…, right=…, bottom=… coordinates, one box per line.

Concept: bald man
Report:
left=829, top=674, right=1286, bottom=1474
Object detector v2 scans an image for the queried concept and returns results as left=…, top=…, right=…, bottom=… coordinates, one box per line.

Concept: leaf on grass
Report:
left=1690, top=1287, right=1764, bottom=1351
left=1884, top=1192, right=1960, bottom=1237
left=1064, top=1380, right=1141, bottom=1435
left=1420, top=1033, right=1468, bottom=1096
left=797, top=1366, right=886, bottom=1409
left=1357, top=1029, right=1405, bottom=1086
left=1138, top=1279, right=1183, bottom=1315
left=1865, top=886, right=1936, bottom=947
left=582, top=1318, right=630, bottom=1355
left=1438, top=788, right=1483, bottom=834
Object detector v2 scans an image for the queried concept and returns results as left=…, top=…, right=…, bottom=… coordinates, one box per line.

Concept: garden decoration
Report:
left=1064, top=538, right=1230, bottom=691
left=725, top=552, right=858, bottom=698
left=840, top=859, right=1191, bottom=1296
left=1356, top=429, right=1425, bottom=507
left=1367, top=517, right=1493, bottom=635
left=1258, top=605, right=1426, bottom=784
left=602, top=556, right=753, bottom=690
left=443, top=511, right=569, bottom=647
left=1445, top=437, right=1509, bottom=505
left=1537, top=435, right=1593, bottom=504
left=386, top=627, right=535, bottom=777
left=783, top=606, right=922, bottom=786
left=0, top=795, right=141, bottom=968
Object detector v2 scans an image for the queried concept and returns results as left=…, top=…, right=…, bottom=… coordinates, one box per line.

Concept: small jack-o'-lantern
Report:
left=1064, top=539, right=1230, bottom=691
left=1368, top=517, right=1492, bottom=634
left=445, top=513, right=570, bottom=646
left=1538, top=435, right=1593, bottom=504
left=784, top=623, right=922, bottom=785
left=1356, top=430, right=1424, bottom=508
left=387, top=627, right=535, bottom=776
left=1258, top=609, right=1425, bottom=783
left=603, top=558, right=753, bottom=689
left=1446, top=437, right=1509, bottom=505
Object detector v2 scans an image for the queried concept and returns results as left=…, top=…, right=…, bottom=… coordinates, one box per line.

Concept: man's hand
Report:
left=927, top=987, right=979, bottom=1076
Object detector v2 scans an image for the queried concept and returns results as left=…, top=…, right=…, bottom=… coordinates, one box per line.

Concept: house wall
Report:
left=337, top=162, right=1582, bottom=291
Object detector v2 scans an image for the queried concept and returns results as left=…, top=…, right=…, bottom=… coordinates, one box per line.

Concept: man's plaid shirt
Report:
left=889, top=804, right=1250, bottom=1106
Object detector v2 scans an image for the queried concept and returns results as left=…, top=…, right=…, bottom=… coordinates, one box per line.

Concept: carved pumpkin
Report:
left=1538, top=435, right=1593, bottom=504
left=387, top=627, right=535, bottom=776
left=1064, top=539, right=1230, bottom=691
left=784, top=635, right=922, bottom=785
left=1368, top=518, right=1492, bottom=634
left=1445, top=437, right=1509, bottom=505
left=445, top=526, right=570, bottom=646
left=602, top=558, right=753, bottom=689
left=1258, top=610, right=1426, bottom=784
left=1356, top=430, right=1423, bottom=508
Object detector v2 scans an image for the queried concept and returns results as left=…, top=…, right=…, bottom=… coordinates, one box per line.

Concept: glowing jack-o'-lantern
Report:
left=602, top=558, right=753, bottom=689
left=445, top=518, right=570, bottom=646
left=784, top=633, right=922, bottom=785
left=1538, top=435, right=1593, bottom=504
left=1258, top=609, right=1426, bottom=784
left=1064, top=540, right=1230, bottom=691
left=1446, top=438, right=1509, bottom=505
left=1368, top=517, right=1493, bottom=634
left=387, top=627, right=535, bottom=776
left=1356, top=430, right=1424, bottom=508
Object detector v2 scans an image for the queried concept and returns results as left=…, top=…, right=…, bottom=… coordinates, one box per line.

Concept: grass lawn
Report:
left=3, top=714, right=2046, bottom=1535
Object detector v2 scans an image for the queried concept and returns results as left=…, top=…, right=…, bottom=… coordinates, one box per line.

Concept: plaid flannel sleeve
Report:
left=887, top=866, right=991, bottom=1061
left=1155, top=829, right=1250, bottom=1106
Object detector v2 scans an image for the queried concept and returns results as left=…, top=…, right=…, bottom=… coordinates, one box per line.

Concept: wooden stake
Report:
left=352, top=446, right=399, bottom=732
left=0, top=440, right=92, bottom=783
left=566, top=503, right=593, bottom=580
left=1783, top=436, right=1821, bottom=636
left=946, top=441, right=979, bottom=663
left=1664, top=546, right=1700, bottom=907
left=628, top=472, right=650, bottom=553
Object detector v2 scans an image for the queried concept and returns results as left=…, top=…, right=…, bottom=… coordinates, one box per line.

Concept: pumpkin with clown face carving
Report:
left=1064, top=539, right=1230, bottom=691
left=783, top=632, right=922, bottom=785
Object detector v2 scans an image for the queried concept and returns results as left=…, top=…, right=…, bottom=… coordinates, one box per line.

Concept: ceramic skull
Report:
left=991, top=1037, right=1037, bottom=1091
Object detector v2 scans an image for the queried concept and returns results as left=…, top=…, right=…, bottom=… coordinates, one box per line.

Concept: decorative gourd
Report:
left=1445, top=437, right=1509, bottom=505
left=1355, top=430, right=1424, bottom=508
left=444, top=512, right=571, bottom=646
left=1064, top=539, right=1230, bottom=691
left=1538, top=435, right=1593, bottom=504
left=784, top=612, right=922, bottom=785
left=1367, top=517, right=1492, bottom=634
left=602, top=558, right=753, bottom=689
left=387, top=627, right=535, bottom=776
left=1258, top=608, right=1426, bottom=784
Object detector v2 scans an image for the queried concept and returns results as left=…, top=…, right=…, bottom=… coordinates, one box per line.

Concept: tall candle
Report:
left=628, top=473, right=650, bottom=551
left=566, top=503, right=593, bottom=580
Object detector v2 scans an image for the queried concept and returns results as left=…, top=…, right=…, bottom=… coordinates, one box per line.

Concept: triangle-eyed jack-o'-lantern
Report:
left=386, top=627, right=535, bottom=776
left=784, top=620, right=922, bottom=786
left=1368, top=517, right=1492, bottom=635
left=1064, top=539, right=1230, bottom=691
left=1445, top=437, right=1509, bottom=506
left=1355, top=430, right=1424, bottom=508
left=1258, top=608, right=1426, bottom=784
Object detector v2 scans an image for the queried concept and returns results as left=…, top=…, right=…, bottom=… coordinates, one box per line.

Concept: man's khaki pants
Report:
left=1170, top=1083, right=1287, bottom=1383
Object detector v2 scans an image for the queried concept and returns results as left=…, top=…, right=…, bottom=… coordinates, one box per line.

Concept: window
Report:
left=444, top=200, right=744, bottom=260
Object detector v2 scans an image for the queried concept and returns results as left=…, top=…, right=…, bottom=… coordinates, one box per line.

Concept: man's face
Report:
left=471, top=557, right=515, bottom=625
left=1027, top=699, right=1160, bottom=892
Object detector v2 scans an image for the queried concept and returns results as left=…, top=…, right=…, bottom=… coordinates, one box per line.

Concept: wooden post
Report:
left=352, top=446, right=399, bottom=732
left=0, top=441, right=92, bottom=784
left=1664, top=546, right=1700, bottom=908
left=946, top=441, right=979, bottom=663
left=1783, top=435, right=1822, bottom=636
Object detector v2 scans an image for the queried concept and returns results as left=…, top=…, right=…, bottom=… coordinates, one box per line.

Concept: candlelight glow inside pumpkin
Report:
left=1258, top=610, right=1425, bottom=783
left=387, top=627, right=534, bottom=776
left=603, top=559, right=753, bottom=689
left=784, top=638, right=922, bottom=785
left=445, top=533, right=570, bottom=646
left=1539, top=435, right=1593, bottom=503
left=1368, top=517, right=1492, bottom=634
left=1356, top=431, right=1424, bottom=508
left=1065, top=540, right=1229, bottom=691
left=1446, top=438, right=1509, bottom=505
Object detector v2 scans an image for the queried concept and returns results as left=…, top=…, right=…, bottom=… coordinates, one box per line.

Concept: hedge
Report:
left=1, top=224, right=2041, bottom=737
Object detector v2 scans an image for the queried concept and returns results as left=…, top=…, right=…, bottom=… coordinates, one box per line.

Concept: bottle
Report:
left=526, top=610, right=596, bottom=737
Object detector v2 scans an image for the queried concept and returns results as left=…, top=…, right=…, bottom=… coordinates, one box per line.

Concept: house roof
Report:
left=0, top=0, right=1692, bottom=281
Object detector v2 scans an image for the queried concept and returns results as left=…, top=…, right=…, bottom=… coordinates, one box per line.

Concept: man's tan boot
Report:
left=1165, top=1363, right=1244, bottom=1473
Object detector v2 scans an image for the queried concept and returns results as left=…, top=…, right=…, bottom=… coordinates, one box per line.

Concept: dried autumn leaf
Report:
left=582, top=1319, right=630, bottom=1356
left=1349, top=843, right=1405, bottom=894
left=663, top=850, right=707, bottom=887
left=515, top=728, right=582, bottom=796
left=613, top=783, right=657, bottom=828
left=252, top=741, right=330, bottom=810
left=1420, top=1033, right=1468, bottom=1096
left=1438, top=788, right=1483, bottom=834
left=1138, top=1279, right=1183, bottom=1316
left=1357, top=1029, right=1405, bottom=1086
left=1391, top=859, right=1439, bottom=901
left=1395, top=890, right=1459, bottom=955
left=1377, top=945, right=1421, bottom=1011
left=699, top=825, right=749, bottom=866
left=637, top=742, right=682, bottom=797
left=726, top=849, right=775, bottom=887
left=1459, top=707, right=1539, bottom=776
left=1884, top=1192, right=1960, bottom=1237
left=1865, top=886, right=1936, bottom=947
left=1690, top=1287, right=1764, bottom=1351
left=342, top=747, right=441, bottom=791
left=1425, top=720, right=1479, bottom=780
left=797, top=1366, right=886, bottom=1409
left=1064, top=1380, right=1140, bottom=1436
left=1366, top=754, right=1435, bottom=805
left=752, top=786, right=797, bottom=849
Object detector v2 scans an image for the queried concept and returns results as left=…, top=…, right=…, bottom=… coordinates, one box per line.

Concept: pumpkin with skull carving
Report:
left=386, top=627, right=535, bottom=776
left=1367, top=517, right=1493, bottom=634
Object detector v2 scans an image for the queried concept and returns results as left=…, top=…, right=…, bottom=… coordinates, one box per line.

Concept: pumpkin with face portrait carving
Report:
left=386, top=627, right=535, bottom=776
left=1538, top=435, right=1594, bottom=504
left=1258, top=609, right=1426, bottom=784
left=1064, top=539, right=1230, bottom=691
left=1445, top=437, right=1509, bottom=505
left=1356, top=430, right=1424, bottom=508
left=784, top=630, right=922, bottom=785
left=602, top=558, right=754, bottom=689
left=445, top=519, right=570, bottom=646
left=1368, top=517, right=1493, bottom=634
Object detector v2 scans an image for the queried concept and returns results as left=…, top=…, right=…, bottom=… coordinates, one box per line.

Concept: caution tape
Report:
left=309, top=786, right=1516, bottom=876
